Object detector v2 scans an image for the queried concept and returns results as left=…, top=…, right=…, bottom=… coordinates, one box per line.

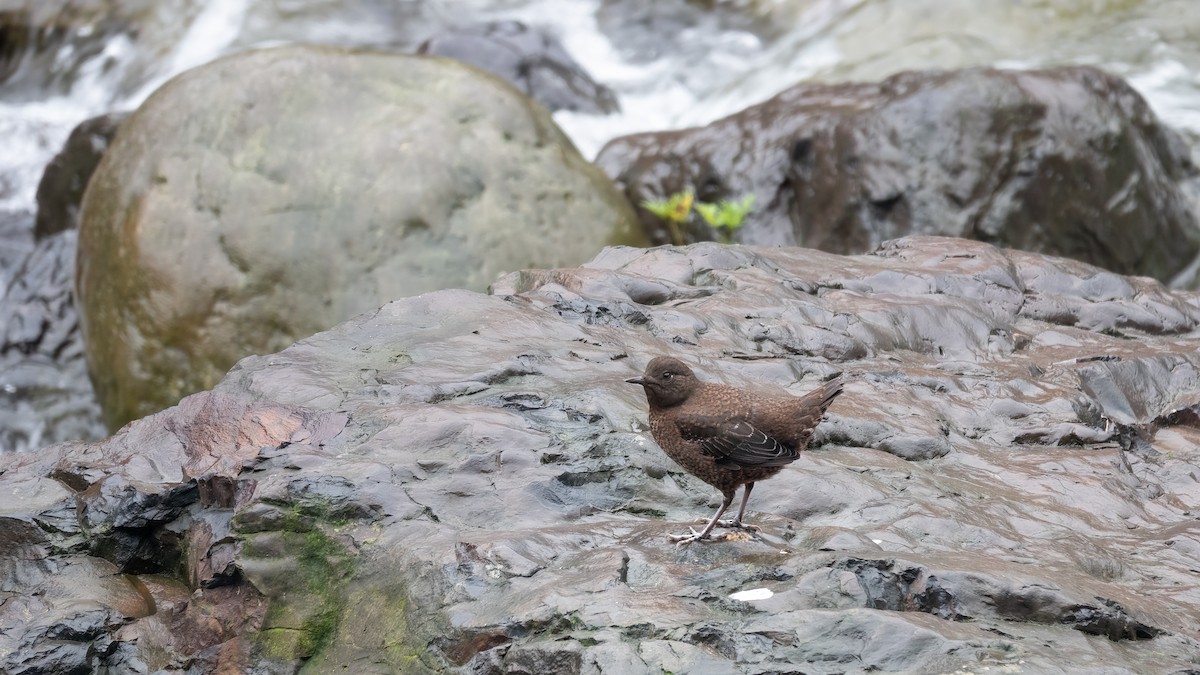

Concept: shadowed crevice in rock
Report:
left=832, top=557, right=1163, bottom=641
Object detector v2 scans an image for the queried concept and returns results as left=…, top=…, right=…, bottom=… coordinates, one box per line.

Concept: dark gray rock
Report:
left=483, top=641, right=585, bottom=675
left=0, top=229, right=105, bottom=454
left=418, top=21, right=619, bottom=114
left=34, top=112, right=126, bottom=240
left=0, top=0, right=197, bottom=100
left=0, top=207, right=34, bottom=288
left=2, top=237, right=1200, bottom=672
left=830, top=556, right=1162, bottom=640
left=876, top=433, right=952, bottom=460
left=597, top=67, right=1200, bottom=289
left=74, top=475, right=199, bottom=572
left=596, top=0, right=781, bottom=64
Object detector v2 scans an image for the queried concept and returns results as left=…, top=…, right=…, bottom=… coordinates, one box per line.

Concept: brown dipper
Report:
left=627, top=356, right=843, bottom=544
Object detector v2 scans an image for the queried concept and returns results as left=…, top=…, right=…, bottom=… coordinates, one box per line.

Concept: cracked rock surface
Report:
left=2, top=236, right=1199, bottom=673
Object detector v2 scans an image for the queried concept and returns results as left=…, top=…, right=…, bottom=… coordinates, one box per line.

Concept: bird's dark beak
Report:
left=625, top=376, right=646, bottom=385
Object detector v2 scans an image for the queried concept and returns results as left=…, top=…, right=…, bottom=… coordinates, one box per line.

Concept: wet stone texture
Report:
left=597, top=66, right=1200, bottom=289
left=2, top=236, right=1200, bottom=673
left=417, top=21, right=620, bottom=115
left=0, top=229, right=106, bottom=454
left=0, top=111, right=124, bottom=454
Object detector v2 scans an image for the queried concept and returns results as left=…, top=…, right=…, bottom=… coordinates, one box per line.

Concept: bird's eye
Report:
left=663, top=372, right=674, bottom=379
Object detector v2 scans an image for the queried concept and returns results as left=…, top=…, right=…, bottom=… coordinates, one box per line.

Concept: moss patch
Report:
left=300, top=583, right=440, bottom=674
left=237, top=504, right=357, bottom=662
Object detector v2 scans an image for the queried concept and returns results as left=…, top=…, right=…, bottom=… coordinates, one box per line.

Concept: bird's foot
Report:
left=668, top=526, right=712, bottom=546
left=667, top=523, right=748, bottom=542
left=716, top=519, right=761, bottom=533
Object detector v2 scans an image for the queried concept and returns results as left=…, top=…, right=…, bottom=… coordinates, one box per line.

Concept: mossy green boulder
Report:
left=76, top=45, right=644, bottom=430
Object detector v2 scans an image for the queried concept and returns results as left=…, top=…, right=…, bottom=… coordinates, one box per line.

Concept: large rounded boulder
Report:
left=77, top=45, right=644, bottom=430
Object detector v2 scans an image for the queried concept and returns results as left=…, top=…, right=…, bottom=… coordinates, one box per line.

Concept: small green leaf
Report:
left=695, top=192, right=755, bottom=235
left=720, top=193, right=756, bottom=230
left=694, top=201, right=722, bottom=227
left=641, top=198, right=671, bottom=219
left=641, top=189, right=694, bottom=223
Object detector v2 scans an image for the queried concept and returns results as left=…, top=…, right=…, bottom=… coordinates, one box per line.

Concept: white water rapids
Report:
left=3, top=0, right=1199, bottom=229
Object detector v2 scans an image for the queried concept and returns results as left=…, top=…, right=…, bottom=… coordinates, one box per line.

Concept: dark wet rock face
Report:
left=0, top=3, right=113, bottom=96
left=597, top=66, right=1200, bottom=288
left=418, top=21, right=619, bottom=115
left=3, top=236, right=1200, bottom=672
left=0, top=0, right=198, bottom=100
left=34, top=112, right=126, bottom=240
left=76, top=44, right=644, bottom=432
left=0, top=207, right=34, bottom=289
left=830, top=556, right=1162, bottom=640
left=596, top=0, right=786, bottom=64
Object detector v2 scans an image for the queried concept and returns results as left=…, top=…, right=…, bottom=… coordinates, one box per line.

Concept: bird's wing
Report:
left=675, top=414, right=799, bottom=468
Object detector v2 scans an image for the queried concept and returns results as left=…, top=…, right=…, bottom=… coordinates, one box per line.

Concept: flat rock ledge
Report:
left=2, top=236, right=1200, bottom=674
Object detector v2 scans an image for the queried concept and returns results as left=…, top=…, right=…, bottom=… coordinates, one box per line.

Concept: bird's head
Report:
left=626, top=356, right=699, bottom=408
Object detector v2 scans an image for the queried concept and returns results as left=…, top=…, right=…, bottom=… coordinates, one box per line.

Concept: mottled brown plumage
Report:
left=627, top=356, right=843, bottom=544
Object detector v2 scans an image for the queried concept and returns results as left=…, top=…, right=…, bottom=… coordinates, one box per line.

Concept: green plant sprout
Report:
left=641, top=189, right=694, bottom=246
left=641, top=190, right=756, bottom=245
left=695, top=193, right=756, bottom=243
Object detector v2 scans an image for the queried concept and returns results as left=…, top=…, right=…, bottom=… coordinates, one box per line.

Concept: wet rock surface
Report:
left=418, top=21, right=619, bottom=115
left=0, top=229, right=105, bottom=453
left=597, top=66, right=1200, bottom=288
left=75, top=44, right=644, bottom=432
left=3, top=236, right=1200, bottom=672
left=0, top=207, right=34, bottom=289
left=0, top=114, right=120, bottom=455
left=0, top=0, right=200, bottom=100
left=595, top=0, right=795, bottom=66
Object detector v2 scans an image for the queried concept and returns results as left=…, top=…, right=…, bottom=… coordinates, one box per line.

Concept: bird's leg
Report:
left=716, top=483, right=761, bottom=532
left=669, top=494, right=733, bottom=545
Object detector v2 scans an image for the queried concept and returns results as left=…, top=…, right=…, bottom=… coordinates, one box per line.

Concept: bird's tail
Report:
left=815, top=376, right=844, bottom=413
